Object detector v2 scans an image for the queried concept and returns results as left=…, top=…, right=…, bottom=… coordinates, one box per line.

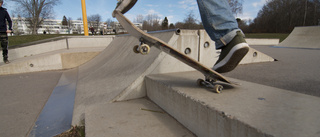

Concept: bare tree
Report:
left=142, top=14, right=161, bottom=31
left=183, top=11, right=199, bottom=29
left=175, top=10, right=203, bottom=29
left=68, top=17, right=73, bottom=34
left=133, top=14, right=144, bottom=23
left=12, top=0, right=61, bottom=34
left=228, top=0, right=244, bottom=16
left=88, top=14, right=102, bottom=31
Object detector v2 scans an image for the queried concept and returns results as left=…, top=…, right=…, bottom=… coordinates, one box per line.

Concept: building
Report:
left=11, top=17, right=143, bottom=35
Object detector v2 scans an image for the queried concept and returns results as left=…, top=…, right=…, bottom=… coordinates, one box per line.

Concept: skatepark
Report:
left=0, top=26, right=320, bottom=137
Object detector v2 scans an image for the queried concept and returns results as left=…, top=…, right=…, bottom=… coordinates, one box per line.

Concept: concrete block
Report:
left=7, top=39, right=66, bottom=61
left=146, top=71, right=320, bottom=137
left=240, top=47, right=275, bottom=64
left=245, top=38, right=279, bottom=46
left=67, top=36, right=115, bottom=48
left=0, top=54, right=62, bottom=75
left=61, top=52, right=100, bottom=69
left=85, top=99, right=195, bottom=137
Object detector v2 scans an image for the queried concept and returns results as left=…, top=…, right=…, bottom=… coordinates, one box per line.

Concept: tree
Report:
left=161, top=17, right=169, bottom=30
left=67, top=17, right=73, bottom=34
left=169, top=23, right=175, bottom=29
left=88, top=14, right=102, bottom=31
left=183, top=11, right=198, bottom=29
left=62, top=16, right=68, bottom=26
left=142, top=14, right=161, bottom=31
left=250, top=0, right=320, bottom=33
left=228, top=0, right=244, bottom=16
left=12, top=0, right=61, bottom=34
left=133, top=14, right=144, bottom=23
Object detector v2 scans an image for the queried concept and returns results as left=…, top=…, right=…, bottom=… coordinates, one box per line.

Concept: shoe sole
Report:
left=213, top=43, right=249, bottom=73
left=121, top=0, right=137, bottom=14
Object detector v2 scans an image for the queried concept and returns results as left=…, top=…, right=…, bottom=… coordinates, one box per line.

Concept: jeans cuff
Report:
left=217, top=29, right=244, bottom=49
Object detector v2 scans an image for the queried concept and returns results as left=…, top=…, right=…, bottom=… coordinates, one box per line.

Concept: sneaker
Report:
left=213, top=31, right=249, bottom=73
left=113, top=0, right=137, bottom=17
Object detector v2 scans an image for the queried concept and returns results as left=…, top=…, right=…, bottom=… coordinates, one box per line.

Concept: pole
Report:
left=81, top=0, right=89, bottom=36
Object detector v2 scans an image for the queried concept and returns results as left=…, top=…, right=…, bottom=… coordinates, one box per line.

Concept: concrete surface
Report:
left=0, top=71, right=63, bottom=137
left=224, top=45, right=320, bottom=97
left=0, top=47, right=103, bottom=75
left=85, top=98, right=195, bottom=137
left=72, top=29, right=276, bottom=126
left=1, top=29, right=313, bottom=137
left=2, top=36, right=114, bottom=62
left=277, top=26, right=320, bottom=49
left=146, top=71, right=320, bottom=137
left=29, top=69, right=78, bottom=137
left=72, top=30, right=179, bottom=126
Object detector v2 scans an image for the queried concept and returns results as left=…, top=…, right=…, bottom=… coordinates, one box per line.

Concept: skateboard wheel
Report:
left=133, top=45, right=140, bottom=54
left=214, top=84, right=223, bottom=93
left=140, top=44, right=150, bottom=55
left=197, top=79, right=204, bottom=86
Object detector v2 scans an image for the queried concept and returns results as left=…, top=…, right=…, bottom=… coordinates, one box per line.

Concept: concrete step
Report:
left=145, top=71, right=320, bottom=137
left=84, top=98, right=195, bottom=137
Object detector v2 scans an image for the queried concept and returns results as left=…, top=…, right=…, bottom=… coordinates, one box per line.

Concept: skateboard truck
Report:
left=197, top=76, right=223, bottom=93
left=133, top=37, right=151, bottom=55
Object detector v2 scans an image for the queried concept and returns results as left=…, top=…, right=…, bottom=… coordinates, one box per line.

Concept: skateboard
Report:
left=113, top=10, right=232, bottom=93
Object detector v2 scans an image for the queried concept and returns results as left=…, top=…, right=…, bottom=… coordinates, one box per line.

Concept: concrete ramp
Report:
left=278, top=26, right=320, bottom=49
left=72, top=30, right=180, bottom=125
left=72, top=29, right=276, bottom=125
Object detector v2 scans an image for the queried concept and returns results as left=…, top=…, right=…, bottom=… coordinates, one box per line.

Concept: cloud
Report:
left=146, top=4, right=159, bottom=7
left=144, top=9, right=164, bottom=18
left=178, top=0, right=198, bottom=11
left=148, top=9, right=157, bottom=15
left=252, top=0, right=267, bottom=8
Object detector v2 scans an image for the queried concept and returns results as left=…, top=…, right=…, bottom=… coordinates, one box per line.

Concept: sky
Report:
left=4, top=0, right=267, bottom=24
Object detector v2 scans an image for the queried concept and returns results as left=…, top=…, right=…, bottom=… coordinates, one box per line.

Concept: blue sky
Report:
left=5, top=0, right=267, bottom=24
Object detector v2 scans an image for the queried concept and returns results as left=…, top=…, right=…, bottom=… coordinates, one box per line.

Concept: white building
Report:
left=11, top=17, right=143, bottom=35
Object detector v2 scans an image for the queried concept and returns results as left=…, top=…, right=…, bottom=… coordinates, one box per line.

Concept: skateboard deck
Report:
left=113, top=10, right=231, bottom=93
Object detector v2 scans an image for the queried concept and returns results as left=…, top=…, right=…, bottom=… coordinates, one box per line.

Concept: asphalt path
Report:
left=224, top=45, right=320, bottom=97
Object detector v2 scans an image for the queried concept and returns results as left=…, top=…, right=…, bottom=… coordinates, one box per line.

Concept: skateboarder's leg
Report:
left=197, top=0, right=249, bottom=73
left=113, top=0, right=137, bottom=17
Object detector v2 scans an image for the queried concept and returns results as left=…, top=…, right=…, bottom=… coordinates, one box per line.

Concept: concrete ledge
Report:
left=2, top=36, right=114, bottom=63
left=0, top=48, right=102, bottom=75
left=146, top=71, right=320, bottom=137
left=245, top=38, right=279, bottom=46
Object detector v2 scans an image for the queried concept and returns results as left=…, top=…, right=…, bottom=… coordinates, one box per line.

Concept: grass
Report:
left=54, top=126, right=85, bottom=137
left=7, top=33, right=290, bottom=47
left=8, top=34, right=82, bottom=47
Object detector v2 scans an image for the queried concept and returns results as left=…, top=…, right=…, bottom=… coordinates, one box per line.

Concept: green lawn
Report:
left=7, top=33, right=289, bottom=47
left=8, top=34, right=82, bottom=47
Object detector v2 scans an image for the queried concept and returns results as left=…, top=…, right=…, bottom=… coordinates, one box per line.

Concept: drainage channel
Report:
left=29, top=69, right=78, bottom=137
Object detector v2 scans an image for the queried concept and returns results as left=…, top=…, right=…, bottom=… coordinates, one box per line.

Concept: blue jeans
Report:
left=197, top=0, right=242, bottom=49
